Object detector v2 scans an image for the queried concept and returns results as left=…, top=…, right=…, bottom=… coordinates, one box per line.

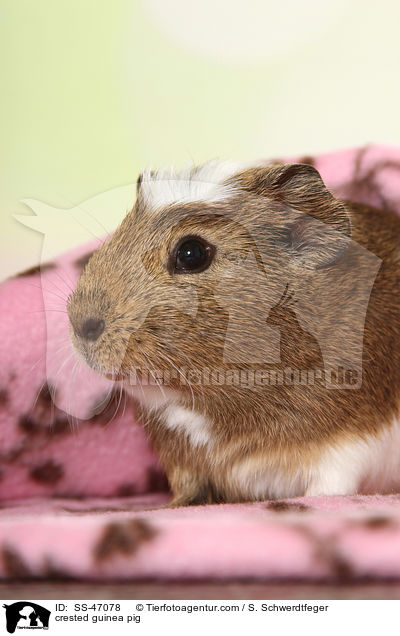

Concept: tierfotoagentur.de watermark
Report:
left=127, top=365, right=359, bottom=389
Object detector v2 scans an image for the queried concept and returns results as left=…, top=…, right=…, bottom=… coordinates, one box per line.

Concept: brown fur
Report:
left=68, top=163, right=400, bottom=505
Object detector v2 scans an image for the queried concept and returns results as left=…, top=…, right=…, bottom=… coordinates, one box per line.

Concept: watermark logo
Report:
left=3, top=603, right=51, bottom=633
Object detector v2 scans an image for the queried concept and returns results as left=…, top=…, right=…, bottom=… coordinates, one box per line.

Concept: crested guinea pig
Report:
left=68, top=161, right=400, bottom=506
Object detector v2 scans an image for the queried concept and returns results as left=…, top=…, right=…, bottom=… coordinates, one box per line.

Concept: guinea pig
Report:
left=67, top=161, right=400, bottom=506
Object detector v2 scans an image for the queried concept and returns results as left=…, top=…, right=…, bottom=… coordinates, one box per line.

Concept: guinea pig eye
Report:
left=171, top=237, right=215, bottom=274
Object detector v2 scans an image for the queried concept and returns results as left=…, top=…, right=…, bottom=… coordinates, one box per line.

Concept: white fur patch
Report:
left=230, top=417, right=400, bottom=500
left=307, top=417, right=400, bottom=496
left=162, top=404, right=212, bottom=447
left=140, top=160, right=244, bottom=211
left=230, top=456, right=306, bottom=500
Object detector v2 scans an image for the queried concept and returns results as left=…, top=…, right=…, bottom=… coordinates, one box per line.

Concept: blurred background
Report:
left=1, top=0, right=400, bottom=279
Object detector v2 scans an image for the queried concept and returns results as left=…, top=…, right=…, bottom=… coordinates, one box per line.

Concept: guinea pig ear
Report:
left=239, top=163, right=351, bottom=269
left=269, top=163, right=351, bottom=269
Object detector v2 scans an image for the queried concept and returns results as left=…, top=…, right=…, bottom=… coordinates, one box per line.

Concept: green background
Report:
left=1, top=0, right=400, bottom=279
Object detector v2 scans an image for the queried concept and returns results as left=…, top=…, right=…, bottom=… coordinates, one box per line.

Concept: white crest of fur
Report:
left=140, top=160, right=244, bottom=211
left=162, top=404, right=212, bottom=447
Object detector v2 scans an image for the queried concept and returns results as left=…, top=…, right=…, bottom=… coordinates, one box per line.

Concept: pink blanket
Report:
left=1, top=145, right=400, bottom=582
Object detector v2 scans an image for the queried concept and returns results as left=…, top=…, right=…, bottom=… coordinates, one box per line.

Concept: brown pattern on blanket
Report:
left=290, top=523, right=355, bottom=581
left=1, top=547, right=33, bottom=579
left=13, top=263, right=56, bottom=278
left=0, top=380, right=143, bottom=491
left=17, top=383, right=70, bottom=436
left=94, top=519, right=158, bottom=561
left=338, top=146, right=400, bottom=211
left=266, top=500, right=310, bottom=513
left=0, top=382, right=75, bottom=487
left=0, top=389, right=9, bottom=407
left=74, top=251, right=95, bottom=271
left=30, top=460, right=64, bottom=484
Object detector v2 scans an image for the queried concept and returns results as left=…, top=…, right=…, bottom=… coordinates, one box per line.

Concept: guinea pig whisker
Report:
left=91, top=386, right=115, bottom=418
left=140, top=350, right=167, bottom=401
left=137, top=375, right=148, bottom=405
left=174, top=346, right=207, bottom=412
left=51, top=338, right=75, bottom=357
left=93, top=367, right=123, bottom=426
left=31, top=379, right=48, bottom=412
left=119, top=387, right=128, bottom=422
left=157, top=349, right=195, bottom=412
left=24, top=335, right=74, bottom=387
left=127, top=365, right=148, bottom=405
left=52, top=268, right=76, bottom=295
left=54, top=349, right=75, bottom=382
left=44, top=276, right=71, bottom=301
left=38, top=273, right=72, bottom=301
left=25, top=355, right=45, bottom=378
left=43, top=288, right=68, bottom=304
left=29, top=309, right=69, bottom=315
left=48, top=350, right=77, bottom=417
left=60, top=200, right=107, bottom=244
left=67, top=358, right=81, bottom=432
left=47, top=342, right=76, bottom=372
left=69, top=199, right=112, bottom=242
left=102, top=383, right=124, bottom=430
left=21, top=281, right=68, bottom=305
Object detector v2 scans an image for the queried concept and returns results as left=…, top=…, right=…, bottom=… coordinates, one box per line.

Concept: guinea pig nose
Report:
left=80, top=318, right=105, bottom=342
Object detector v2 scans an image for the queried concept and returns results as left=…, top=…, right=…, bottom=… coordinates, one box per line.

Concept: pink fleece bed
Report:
left=1, top=145, right=400, bottom=583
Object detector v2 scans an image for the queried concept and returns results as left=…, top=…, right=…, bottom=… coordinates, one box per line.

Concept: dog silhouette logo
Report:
left=3, top=602, right=50, bottom=633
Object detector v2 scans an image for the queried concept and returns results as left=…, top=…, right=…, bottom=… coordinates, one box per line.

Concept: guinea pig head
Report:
left=67, top=163, right=352, bottom=391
